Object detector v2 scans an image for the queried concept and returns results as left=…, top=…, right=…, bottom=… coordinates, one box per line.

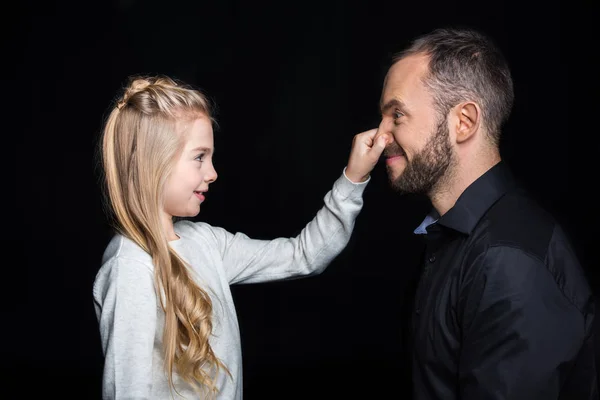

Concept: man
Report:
left=376, top=27, right=597, bottom=399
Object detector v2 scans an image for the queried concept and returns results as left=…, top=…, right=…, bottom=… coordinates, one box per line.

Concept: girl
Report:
left=93, top=74, right=388, bottom=399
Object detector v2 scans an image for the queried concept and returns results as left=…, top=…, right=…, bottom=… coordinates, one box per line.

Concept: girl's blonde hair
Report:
left=99, top=74, right=228, bottom=397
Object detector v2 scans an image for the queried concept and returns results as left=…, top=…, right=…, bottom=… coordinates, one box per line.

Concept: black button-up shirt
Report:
left=410, top=161, right=597, bottom=399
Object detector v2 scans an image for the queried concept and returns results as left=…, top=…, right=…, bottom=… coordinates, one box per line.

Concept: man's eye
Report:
left=394, top=110, right=404, bottom=119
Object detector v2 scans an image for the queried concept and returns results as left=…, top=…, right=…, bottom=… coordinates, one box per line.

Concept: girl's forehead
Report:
left=181, top=117, right=214, bottom=148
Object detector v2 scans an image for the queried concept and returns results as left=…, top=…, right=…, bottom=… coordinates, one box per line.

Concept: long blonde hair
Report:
left=99, top=74, right=229, bottom=397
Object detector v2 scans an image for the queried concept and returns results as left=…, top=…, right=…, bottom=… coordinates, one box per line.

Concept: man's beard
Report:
left=387, top=116, right=455, bottom=195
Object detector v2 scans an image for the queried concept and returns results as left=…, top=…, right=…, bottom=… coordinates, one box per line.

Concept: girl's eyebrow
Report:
left=191, top=146, right=212, bottom=154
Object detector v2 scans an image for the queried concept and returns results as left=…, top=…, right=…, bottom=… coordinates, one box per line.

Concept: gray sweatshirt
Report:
left=93, top=170, right=368, bottom=399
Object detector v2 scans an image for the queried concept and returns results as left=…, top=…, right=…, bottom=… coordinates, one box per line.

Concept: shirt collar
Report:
left=414, top=160, right=517, bottom=236
left=414, top=209, right=440, bottom=235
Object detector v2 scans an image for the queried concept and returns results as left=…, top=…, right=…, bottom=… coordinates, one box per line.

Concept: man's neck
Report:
left=429, top=153, right=501, bottom=216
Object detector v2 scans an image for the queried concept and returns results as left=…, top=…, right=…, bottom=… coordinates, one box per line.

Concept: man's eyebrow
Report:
left=380, top=98, right=407, bottom=114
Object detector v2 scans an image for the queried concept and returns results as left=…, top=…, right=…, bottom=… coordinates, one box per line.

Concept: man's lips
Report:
left=385, top=147, right=405, bottom=157
left=385, top=154, right=405, bottom=165
left=384, top=144, right=405, bottom=158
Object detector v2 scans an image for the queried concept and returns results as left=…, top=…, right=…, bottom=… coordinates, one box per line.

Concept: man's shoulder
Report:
left=475, top=188, right=559, bottom=260
left=469, top=189, right=593, bottom=316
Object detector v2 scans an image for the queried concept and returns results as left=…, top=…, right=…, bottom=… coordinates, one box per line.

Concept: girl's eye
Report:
left=195, top=154, right=205, bottom=162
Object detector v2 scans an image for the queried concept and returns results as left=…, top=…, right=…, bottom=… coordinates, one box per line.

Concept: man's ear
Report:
left=454, top=102, right=480, bottom=143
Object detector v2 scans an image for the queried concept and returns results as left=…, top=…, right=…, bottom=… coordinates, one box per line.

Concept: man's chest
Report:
left=411, top=238, right=471, bottom=369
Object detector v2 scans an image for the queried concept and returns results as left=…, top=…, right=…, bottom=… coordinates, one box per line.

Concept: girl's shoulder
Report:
left=93, top=234, right=155, bottom=300
left=174, top=220, right=231, bottom=244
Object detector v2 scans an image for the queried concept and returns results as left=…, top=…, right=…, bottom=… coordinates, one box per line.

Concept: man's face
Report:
left=379, top=54, right=455, bottom=194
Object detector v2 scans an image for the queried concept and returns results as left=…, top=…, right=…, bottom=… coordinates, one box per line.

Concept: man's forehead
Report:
left=383, top=56, right=429, bottom=99
left=387, top=55, right=428, bottom=83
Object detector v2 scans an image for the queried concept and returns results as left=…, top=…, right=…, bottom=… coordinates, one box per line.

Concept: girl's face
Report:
left=162, top=116, right=217, bottom=221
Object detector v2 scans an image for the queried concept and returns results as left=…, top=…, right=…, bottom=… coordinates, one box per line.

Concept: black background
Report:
left=4, top=0, right=597, bottom=398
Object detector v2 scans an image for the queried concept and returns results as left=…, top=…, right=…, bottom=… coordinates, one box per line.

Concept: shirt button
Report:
left=429, top=254, right=436, bottom=263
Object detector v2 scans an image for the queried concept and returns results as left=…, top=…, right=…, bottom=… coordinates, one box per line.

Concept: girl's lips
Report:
left=194, top=192, right=205, bottom=202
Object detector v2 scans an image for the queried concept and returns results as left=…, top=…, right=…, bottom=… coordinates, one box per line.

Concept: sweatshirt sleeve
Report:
left=93, top=258, right=157, bottom=400
left=208, top=170, right=369, bottom=285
